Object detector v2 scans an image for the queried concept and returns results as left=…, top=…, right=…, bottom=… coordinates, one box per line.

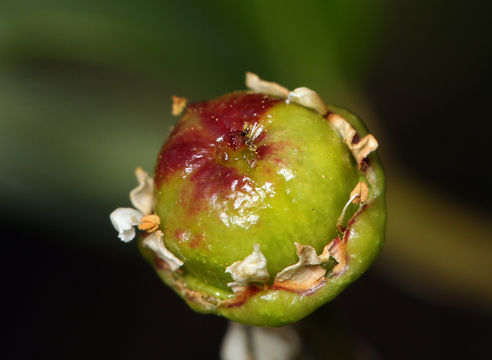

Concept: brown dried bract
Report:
left=171, top=96, right=188, bottom=116
left=221, top=285, right=264, bottom=308
left=326, top=237, right=347, bottom=275
left=327, top=113, right=356, bottom=144
left=350, top=134, right=378, bottom=169
left=273, top=243, right=333, bottom=292
left=350, top=182, right=369, bottom=205
left=138, top=214, right=161, bottom=232
left=273, top=266, right=326, bottom=293
left=327, top=113, right=378, bottom=170
left=337, top=182, right=369, bottom=228
left=174, top=280, right=219, bottom=310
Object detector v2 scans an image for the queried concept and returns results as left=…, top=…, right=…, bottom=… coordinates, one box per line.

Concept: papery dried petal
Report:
left=273, top=243, right=334, bottom=292
left=351, top=134, right=378, bottom=168
left=287, top=87, right=327, bottom=115
left=142, top=230, right=183, bottom=271
left=226, top=244, right=269, bottom=291
left=110, top=207, right=143, bottom=242
left=275, top=243, right=325, bottom=281
left=130, top=167, right=154, bottom=215
left=350, top=182, right=369, bottom=204
left=245, top=72, right=289, bottom=98
left=327, top=113, right=357, bottom=144
left=327, top=113, right=378, bottom=170
left=337, top=182, right=370, bottom=228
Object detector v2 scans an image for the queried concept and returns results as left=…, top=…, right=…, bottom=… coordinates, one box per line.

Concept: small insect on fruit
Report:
left=110, top=73, right=386, bottom=326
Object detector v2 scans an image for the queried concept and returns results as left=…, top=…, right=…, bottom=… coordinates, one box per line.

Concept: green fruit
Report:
left=138, top=76, right=386, bottom=326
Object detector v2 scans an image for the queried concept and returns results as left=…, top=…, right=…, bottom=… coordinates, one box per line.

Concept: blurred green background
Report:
left=3, top=1, right=491, bottom=359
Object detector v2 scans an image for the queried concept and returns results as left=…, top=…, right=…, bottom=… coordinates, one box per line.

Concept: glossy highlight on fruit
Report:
left=112, top=73, right=386, bottom=326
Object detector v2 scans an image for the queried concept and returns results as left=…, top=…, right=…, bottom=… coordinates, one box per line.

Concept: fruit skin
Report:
left=139, top=91, right=385, bottom=327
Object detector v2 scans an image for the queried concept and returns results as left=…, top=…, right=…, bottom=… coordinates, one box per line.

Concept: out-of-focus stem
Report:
left=220, top=321, right=301, bottom=360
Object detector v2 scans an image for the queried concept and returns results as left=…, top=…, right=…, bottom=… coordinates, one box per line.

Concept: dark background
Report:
left=3, top=1, right=491, bottom=359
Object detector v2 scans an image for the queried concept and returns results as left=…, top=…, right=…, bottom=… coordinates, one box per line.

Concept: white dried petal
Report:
left=110, top=207, right=143, bottom=243
left=245, top=72, right=289, bottom=98
left=142, top=230, right=183, bottom=271
left=129, top=167, right=154, bottom=215
left=226, top=244, right=269, bottom=291
left=287, top=87, right=327, bottom=115
left=327, top=113, right=378, bottom=169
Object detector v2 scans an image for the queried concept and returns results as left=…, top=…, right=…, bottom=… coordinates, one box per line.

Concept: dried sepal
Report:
left=171, top=96, right=188, bottom=116
left=351, top=134, right=378, bottom=168
left=274, top=243, right=331, bottom=292
left=245, top=72, right=330, bottom=116
left=327, top=113, right=378, bottom=170
left=142, top=230, right=183, bottom=271
left=245, top=72, right=289, bottom=98
left=327, top=113, right=357, bottom=144
left=287, top=87, right=328, bottom=115
left=174, top=280, right=219, bottom=310
left=226, top=244, right=269, bottom=292
left=326, top=237, right=347, bottom=275
left=109, top=207, right=143, bottom=242
left=129, top=167, right=154, bottom=215
left=337, top=182, right=369, bottom=228
left=138, top=214, right=161, bottom=233
left=274, top=265, right=326, bottom=292
left=350, top=182, right=369, bottom=205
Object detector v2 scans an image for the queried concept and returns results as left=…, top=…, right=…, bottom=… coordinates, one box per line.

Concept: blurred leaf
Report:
left=381, top=169, right=492, bottom=309
left=229, top=0, right=389, bottom=92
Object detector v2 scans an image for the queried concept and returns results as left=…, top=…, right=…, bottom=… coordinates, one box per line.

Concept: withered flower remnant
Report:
left=110, top=73, right=386, bottom=326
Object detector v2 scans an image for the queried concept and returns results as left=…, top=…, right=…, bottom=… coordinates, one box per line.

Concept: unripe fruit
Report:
left=113, top=74, right=386, bottom=326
